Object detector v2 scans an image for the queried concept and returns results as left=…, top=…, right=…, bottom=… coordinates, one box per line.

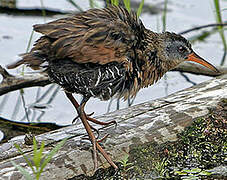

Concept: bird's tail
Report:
left=7, top=36, right=51, bottom=70
left=7, top=52, right=47, bottom=70
left=7, top=58, right=25, bottom=69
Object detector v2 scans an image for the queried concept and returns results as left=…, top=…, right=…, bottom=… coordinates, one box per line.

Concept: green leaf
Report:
left=14, top=143, right=35, bottom=173
left=213, top=0, right=227, bottom=66
left=11, top=161, right=33, bottom=180
left=39, top=138, right=67, bottom=175
left=137, top=0, right=144, bottom=17
left=123, top=0, right=131, bottom=12
left=34, top=141, right=45, bottom=171
left=33, top=137, right=40, bottom=170
left=199, top=170, right=212, bottom=176
left=111, top=0, right=119, bottom=6
left=174, top=170, right=187, bottom=175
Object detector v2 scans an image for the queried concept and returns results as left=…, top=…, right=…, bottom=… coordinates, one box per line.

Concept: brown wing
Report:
left=33, top=6, right=145, bottom=65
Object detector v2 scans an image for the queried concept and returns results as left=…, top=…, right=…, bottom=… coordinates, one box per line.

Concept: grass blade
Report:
left=40, top=0, right=46, bottom=22
left=33, top=139, right=45, bottom=171
left=11, top=161, right=33, bottom=180
left=39, top=138, right=67, bottom=174
left=14, top=143, right=35, bottom=173
left=137, top=0, right=144, bottom=17
left=111, top=0, right=119, bottom=6
left=213, top=0, right=227, bottom=66
left=162, top=0, right=168, bottom=31
left=89, top=0, right=94, bottom=8
left=123, top=0, right=131, bottom=12
left=67, top=0, right=83, bottom=12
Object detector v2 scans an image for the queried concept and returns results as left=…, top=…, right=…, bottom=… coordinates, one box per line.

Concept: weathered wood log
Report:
left=0, top=74, right=226, bottom=179
left=0, top=65, right=50, bottom=96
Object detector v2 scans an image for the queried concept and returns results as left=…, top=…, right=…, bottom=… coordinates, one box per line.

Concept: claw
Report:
left=87, top=111, right=95, bottom=116
left=90, top=124, right=100, bottom=139
left=97, top=134, right=109, bottom=143
left=87, top=115, right=117, bottom=126
left=72, top=115, right=79, bottom=124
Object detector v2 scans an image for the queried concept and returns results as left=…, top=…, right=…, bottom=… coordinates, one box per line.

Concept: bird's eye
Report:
left=178, top=46, right=186, bottom=52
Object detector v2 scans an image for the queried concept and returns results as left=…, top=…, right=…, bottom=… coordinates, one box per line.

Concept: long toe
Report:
left=86, top=115, right=117, bottom=127
left=93, top=141, right=98, bottom=171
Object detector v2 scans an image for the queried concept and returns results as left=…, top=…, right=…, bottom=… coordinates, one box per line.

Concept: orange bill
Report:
left=187, top=52, right=219, bottom=73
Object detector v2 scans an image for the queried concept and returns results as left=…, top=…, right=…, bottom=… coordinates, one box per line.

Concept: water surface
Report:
left=0, top=0, right=226, bottom=125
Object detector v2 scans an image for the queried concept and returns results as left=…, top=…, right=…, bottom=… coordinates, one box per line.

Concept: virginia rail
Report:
left=7, top=6, right=219, bottom=170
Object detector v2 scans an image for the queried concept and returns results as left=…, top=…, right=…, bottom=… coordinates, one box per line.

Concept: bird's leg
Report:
left=79, top=97, right=98, bottom=171
left=69, top=98, right=116, bottom=127
left=79, top=97, right=118, bottom=170
left=65, top=92, right=118, bottom=170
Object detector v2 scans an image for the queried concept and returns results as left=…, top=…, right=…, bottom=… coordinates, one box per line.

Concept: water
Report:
left=0, top=0, right=226, bottom=125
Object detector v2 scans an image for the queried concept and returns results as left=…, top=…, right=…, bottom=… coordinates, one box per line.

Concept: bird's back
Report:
left=8, top=6, right=145, bottom=69
left=7, top=6, right=159, bottom=100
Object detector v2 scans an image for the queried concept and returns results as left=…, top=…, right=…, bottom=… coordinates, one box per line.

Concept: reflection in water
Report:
left=19, top=85, right=60, bottom=122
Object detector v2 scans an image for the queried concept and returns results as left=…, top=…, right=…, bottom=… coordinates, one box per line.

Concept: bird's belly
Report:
left=47, top=60, right=128, bottom=100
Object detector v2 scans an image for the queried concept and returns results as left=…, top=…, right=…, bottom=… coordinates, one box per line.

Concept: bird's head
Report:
left=157, top=32, right=219, bottom=72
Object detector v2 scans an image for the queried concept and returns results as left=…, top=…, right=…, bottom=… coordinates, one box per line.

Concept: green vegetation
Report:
left=162, top=0, right=168, bottom=31
left=12, top=137, right=67, bottom=180
left=136, top=0, right=144, bottom=17
left=108, top=0, right=144, bottom=16
left=122, top=0, right=131, bottom=12
left=213, top=0, right=227, bottom=66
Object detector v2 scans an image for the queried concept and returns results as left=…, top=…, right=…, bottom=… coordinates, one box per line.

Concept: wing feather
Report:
left=32, top=6, right=145, bottom=65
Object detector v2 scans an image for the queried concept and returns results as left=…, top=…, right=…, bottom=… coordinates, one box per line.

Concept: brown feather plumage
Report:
left=32, top=6, right=143, bottom=66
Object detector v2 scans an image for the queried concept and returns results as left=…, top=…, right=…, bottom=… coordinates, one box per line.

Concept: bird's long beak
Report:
left=187, top=52, right=219, bottom=73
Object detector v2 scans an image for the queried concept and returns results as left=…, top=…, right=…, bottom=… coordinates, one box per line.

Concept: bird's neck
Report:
left=136, top=30, right=182, bottom=88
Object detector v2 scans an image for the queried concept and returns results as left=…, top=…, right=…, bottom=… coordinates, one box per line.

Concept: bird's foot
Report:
left=87, top=133, right=117, bottom=172
left=72, top=112, right=94, bottom=124
left=72, top=111, right=117, bottom=128
left=97, top=134, right=109, bottom=143
left=85, top=115, right=116, bottom=140
left=72, top=111, right=117, bottom=130
left=86, top=115, right=117, bottom=127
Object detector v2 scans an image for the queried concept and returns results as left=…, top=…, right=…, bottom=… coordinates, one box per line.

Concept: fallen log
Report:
left=0, top=74, right=226, bottom=179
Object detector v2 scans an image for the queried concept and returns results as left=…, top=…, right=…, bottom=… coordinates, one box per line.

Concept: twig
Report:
left=179, top=72, right=196, bottom=86
left=179, top=22, right=227, bottom=35
left=0, top=66, right=50, bottom=96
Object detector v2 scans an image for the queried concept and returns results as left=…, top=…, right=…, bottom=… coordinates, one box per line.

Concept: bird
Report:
left=7, top=5, right=219, bottom=171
